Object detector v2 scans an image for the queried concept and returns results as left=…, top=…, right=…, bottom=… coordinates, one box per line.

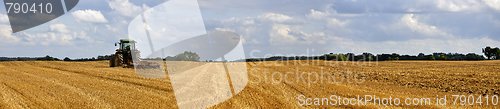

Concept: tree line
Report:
left=1, top=47, right=499, bottom=62
left=0, top=55, right=60, bottom=61
left=62, top=55, right=113, bottom=61
left=246, top=52, right=486, bottom=62
left=246, top=47, right=499, bottom=62
left=0, top=55, right=113, bottom=61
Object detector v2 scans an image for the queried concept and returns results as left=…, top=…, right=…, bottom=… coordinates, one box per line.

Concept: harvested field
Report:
left=0, top=61, right=498, bottom=108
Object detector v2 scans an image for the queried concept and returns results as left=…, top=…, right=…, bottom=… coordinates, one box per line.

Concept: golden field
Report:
left=0, top=60, right=499, bottom=108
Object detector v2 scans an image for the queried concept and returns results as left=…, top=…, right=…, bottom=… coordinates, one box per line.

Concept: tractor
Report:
left=110, top=39, right=140, bottom=68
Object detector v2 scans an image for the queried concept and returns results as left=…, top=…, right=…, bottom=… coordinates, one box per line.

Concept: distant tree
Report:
left=465, top=53, right=485, bottom=60
left=63, top=57, right=71, bottom=61
left=97, top=55, right=113, bottom=60
left=417, top=53, right=425, bottom=60
left=174, top=51, right=200, bottom=61
left=320, top=54, right=336, bottom=60
left=361, top=53, right=375, bottom=61
left=346, top=53, right=355, bottom=61
left=439, top=54, right=447, bottom=60
left=38, top=55, right=59, bottom=61
left=483, top=47, right=494, bottom=60
left=390, top=53, right=400, bottom=61
left=418, top=53, right=425, bottom=57
left=377, top=54, right=392, bottom=61
left=431, top=53, right=446, bottom=60
left=495, top=47, right=500, bottom=60
left=337, top=54, right=348, bottom=61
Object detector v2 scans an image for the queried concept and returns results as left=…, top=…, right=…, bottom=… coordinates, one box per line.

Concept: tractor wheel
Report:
left=110, top=55, right=116, bottom=67
left=116, top=53, right=124, bottom=67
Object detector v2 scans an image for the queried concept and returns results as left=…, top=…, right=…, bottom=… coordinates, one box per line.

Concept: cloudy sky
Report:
left=0, top=0, right=499, bottom=58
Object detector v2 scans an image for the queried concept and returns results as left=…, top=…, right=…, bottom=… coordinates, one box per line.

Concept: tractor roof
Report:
left=120, top=39, right=136, bottom=43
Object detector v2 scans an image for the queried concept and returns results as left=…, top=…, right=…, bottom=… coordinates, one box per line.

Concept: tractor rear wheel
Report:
left=116, top=53, right=124, bottom=67
left=110, top=53, right=124, bottom=67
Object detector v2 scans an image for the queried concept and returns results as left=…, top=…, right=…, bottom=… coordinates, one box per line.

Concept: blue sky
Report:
left=0, top=0, right=499, bottom=58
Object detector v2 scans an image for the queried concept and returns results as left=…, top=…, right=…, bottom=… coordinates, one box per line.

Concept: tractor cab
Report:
left=116, top=39, right=136, bottom=51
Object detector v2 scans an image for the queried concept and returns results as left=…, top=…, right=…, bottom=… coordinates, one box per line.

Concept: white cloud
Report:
left=0, top=25, right=19, bottom=43
left=327, top=18, right=347, bottom=27
left=19, top=32, right=72, bottom=45
left=108, top=0, right=142, bottom=17
left=14, top=29, right=91, bottom=46
left=106, top=24, right=120, bottom=33
left=258, top=13, right=292, bottom=22
left=306, top=9, right=348, bottom=27
left=306, top=9, right=329, bottom=19
left=484, top=0, right=500, bottom=11
left=49, top=23, right=70, bottom=33
left=72, top=10, right=108, bottom=23
left=0, top=23, right=90, bottom=46
left=1, top=14, right=78, bottom=46
left=0, top=14, right=8, bottom=23
left=218, top=11, right=345, bottom=46
left=436, top=0, right=484, bottom=12
left=214, top=28, right=236, bottom=32
left=400, top=14, right=451, bottom=38
left=0, top=14, right=18, bottom=44
left=269, top=24, right=327, bottom=45
left=270, top=24, right=297, bottom=43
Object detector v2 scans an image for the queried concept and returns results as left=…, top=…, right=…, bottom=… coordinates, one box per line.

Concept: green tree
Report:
left=390, top=53, right=400, bottom=61
left=494, top=47, right=500, bottom=60
left=174, top=51, right=200, bottom=61
left=483, top=47, right=494, bottom=60
left=465, top=53, right=485, bottom=60
left=417, top=53, right=425, bottom=60
left=439, top=54, right=447, bottom=60
left=39, top=55, right=59, bottom=61
left=336, top=54, right=348, bottom=61
left=362, top=53, right=374, bottom=61
left=63, top=57, right=71, bottom=61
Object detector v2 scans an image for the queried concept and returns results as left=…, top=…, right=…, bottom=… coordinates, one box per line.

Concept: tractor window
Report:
left=121, top=43, right=135, bottom=50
